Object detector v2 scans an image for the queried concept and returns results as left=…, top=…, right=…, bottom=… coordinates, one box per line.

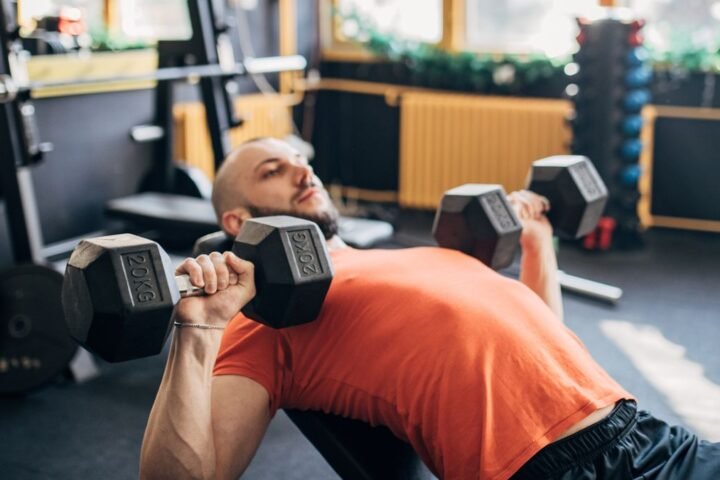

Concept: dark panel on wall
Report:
left=652, top=71, right=720, bottom=108
left=0, top=90, right=157, bottom=269
left=29, top=90, right=157, bottom=244
left=651, top=117, right=720, bottom=220
left=312, top=91, right=399, bottom=191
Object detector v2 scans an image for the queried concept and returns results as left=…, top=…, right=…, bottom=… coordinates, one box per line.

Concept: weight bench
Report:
left=191, top=231, right=435, bottom=480
left=106, top=192, right=395, bottom=249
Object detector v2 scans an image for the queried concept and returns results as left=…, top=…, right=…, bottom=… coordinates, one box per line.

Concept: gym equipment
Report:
left=620, top=164, right=642, bottom=186
left=0, top=0, right=80, bottom=394
left=625, top=67, right=652, bottom=89
left=432, top=184, right=522, bottom=270
left=0, top=265, right=77, bottom=395
left=0, top=72, right=16, bottom=102
left=619, top=190, right=641, bottom=211
left=0, top=56, right=306, bottom=104
left=626, top=47, right=648, bottom=66
left=431, top=179, right=622, bottom=302
left=557, top=271, right=622, bottom=304
left=526, top=156, right=608, bottom=239
left=583, top=217, right=616, bottom=251
left=623, top=89, right=651, bottom=113
left=628, top=32, right=644, bottom=47
left=621, top=115, right=643, bottom=136
left=433, top=156, right=608, bottom=269
left=105, top=192, right=219, bottom=242
left=107, top=192, right=395, bottom=249
left=620, top=139, right=643, bottom=161
left=62, top=216, right=333, bottom=362
left=570, top=14, right=650, bottom=248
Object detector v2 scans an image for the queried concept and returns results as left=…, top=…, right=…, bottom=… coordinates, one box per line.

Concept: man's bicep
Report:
left=211, top=375, right=273, bottom=479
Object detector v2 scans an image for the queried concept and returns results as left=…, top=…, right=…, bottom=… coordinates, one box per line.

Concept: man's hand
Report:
left=506, top=190, right=554, bottom=253
left=507, top=190, right=563, bottom=321
left=174, top=251, right=256, bottom=327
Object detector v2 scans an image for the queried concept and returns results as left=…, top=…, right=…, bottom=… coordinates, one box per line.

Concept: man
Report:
left=140, top=138, right=719, bottom=479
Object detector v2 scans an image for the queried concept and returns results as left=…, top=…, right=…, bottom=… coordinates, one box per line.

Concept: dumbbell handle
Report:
left=175, top=274, right=208, bottom=298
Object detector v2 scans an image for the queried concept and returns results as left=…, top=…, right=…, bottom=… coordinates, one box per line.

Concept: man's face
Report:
left=232, top=139, right=339, bottom=237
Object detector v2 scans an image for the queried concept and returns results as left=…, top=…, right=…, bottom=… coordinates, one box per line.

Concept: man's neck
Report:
left=326, top=235, right=349, bottom=251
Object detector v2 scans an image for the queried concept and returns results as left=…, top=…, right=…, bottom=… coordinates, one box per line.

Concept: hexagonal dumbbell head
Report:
left=527, top=155, right=608, bottom=239
left=62, top=234, right=179, bottom=362
left=233, top=216, right=334, bottom=328
left=432, top=184, right=522, bottom=270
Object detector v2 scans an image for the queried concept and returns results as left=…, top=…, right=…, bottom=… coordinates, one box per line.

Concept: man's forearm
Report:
left=140, top=325, right=224, bottom=479
left=519, top=241, right=564, bottom=322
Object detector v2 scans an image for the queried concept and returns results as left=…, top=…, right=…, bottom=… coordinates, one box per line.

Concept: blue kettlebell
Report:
left=620, top=139, right=643, bottom=160
left=621, top=165, right=642, bottom=186
left=621, top=115, right=643, bottom=136
left=626, top=47, right=649, bottom=67
left=625, top=67, right=652, bottom=88
left=623, top=89, right=651, bottom=113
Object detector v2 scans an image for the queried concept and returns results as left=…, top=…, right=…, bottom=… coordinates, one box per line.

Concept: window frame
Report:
left=320, top=0, right=464, bottom=61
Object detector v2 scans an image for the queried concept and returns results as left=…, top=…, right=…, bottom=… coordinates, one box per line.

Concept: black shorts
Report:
left=511, top=400, right=720, bottom=479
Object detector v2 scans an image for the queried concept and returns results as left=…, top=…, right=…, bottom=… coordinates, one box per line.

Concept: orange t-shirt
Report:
left=214, top=247, right=631, bottom=479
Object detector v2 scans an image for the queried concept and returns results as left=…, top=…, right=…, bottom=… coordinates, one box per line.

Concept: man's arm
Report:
left=508, top=191, right=564, bottom=322
left=140, top=252, right=270, bottom=479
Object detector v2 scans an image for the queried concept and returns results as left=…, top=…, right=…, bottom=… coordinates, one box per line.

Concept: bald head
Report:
left=211, top=137, right=271, bottom=221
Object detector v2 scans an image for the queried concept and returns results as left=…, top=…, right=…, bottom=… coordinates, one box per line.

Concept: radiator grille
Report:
left=399, top=92, right=572, bottom=208
left=173, top=93, right=294, bottom=179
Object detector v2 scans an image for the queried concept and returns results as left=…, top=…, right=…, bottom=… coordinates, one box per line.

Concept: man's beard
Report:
left=247, top=202, right=340, bottom=240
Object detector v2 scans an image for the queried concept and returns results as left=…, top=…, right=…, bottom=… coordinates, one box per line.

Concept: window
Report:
left=18, top=0, right=105, bottom=30
left=18, top=0, right=192, bottom=42
left=464, top=0, right=599, bottom=57
left=335, top=0, right=443, bottom=44
left=623, top=0, right=720, bottom=54
left=111, top=0, right=192, bottom=41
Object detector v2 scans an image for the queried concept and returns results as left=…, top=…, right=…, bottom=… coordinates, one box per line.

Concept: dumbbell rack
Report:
left=568, top=10, right=651, bottom=249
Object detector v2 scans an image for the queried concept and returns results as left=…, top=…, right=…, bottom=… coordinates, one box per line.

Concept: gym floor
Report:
left=1, top=211, right=719, bottom=480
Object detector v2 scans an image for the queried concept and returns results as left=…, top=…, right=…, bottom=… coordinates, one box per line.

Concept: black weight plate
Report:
left=0, top=264, right=77, bottom=395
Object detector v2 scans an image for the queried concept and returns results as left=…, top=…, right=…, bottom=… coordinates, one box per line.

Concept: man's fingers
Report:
left=176, top=258, right=205, bottom=288
left=517, top=190, right=550, bottom=218
left=209, top=252, right=230, bottom=291
left=224, top=252, right=255, bottom=282
left=541, top=196, right=551, bottom=212
left=196, top=254, right=218, bottom=294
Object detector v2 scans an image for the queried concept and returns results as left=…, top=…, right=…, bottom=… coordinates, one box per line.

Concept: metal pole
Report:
left=0, top=0, right=40, bottom=263
left=0, top=56, right=307, bottom=104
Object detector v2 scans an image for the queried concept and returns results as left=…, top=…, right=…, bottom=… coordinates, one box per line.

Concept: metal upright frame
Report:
left=148, top=0, right=241, bottom=193
left=0, top=0, right=47, bottom=264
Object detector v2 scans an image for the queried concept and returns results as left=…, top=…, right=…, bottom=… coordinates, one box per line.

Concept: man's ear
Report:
left=221, top=207, right=251, bottom=237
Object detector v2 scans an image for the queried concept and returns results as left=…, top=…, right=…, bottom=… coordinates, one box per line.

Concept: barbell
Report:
left=0, top=54, right=306, bottom=104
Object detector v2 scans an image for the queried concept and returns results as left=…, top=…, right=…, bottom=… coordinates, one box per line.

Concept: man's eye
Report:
left=263, top=169, right=279, bottom=179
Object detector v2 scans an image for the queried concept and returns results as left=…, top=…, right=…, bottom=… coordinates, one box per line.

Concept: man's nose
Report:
left=293, top=162, right=314, bottom=186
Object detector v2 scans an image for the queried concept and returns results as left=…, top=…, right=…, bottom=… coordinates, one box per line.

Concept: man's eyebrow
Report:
left=254, top=157, right=280, bottom=172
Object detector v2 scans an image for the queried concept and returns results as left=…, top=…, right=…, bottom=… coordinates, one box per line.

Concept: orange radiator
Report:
left=399, top=92, right=573, bottom=209
left=173, top=93, right=294, bottom=180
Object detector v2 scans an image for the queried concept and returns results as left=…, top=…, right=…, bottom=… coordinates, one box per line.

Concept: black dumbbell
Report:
left=62, top=216, right=334, bottom=362
left=432, top=156, right=607, bottom=269
left=526, top=156, right=607, bottom=239
left=432, top=184, right=523, bottom=269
